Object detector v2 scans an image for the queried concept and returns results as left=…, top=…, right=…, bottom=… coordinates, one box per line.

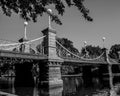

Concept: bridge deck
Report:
left=0, top=50, right=119, bottom=65
left=63, top=58, right=107, bottom=66
left=0, top=50, right=47, bottom=60
left=63, top=57, right=119, bottom=66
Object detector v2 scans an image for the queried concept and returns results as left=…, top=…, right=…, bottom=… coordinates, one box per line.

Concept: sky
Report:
left=0, top=0, right=120, bottom=52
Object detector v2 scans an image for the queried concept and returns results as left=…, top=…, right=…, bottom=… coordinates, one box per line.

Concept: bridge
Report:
left=0, top=25, right=120, bottom=88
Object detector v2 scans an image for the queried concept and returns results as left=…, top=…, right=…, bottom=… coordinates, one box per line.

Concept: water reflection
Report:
left=15, top=87, right=34, bottom=96
left=0, top=77, right=63, bottom=96
left=63, top=77, right=83, bottom=94
left=0, top=76, right=103, bottom=96
left=0, top=77, right=15, bottom=94
left=40, top=87, right=63, bottom=96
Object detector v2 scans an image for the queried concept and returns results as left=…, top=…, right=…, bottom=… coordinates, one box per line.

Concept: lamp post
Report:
left=23, top=21, right=30, bottom=53
left=84, top=41, right=87, bottom=47
left=47, top=9, right=52, bottom=29
left=102, top=37, right=106, bottom=48
left=24, top=21, right=28, bottom=40
left=102, top=37, right=114, bottom=90
left=84, top=41, right=88, bottom=57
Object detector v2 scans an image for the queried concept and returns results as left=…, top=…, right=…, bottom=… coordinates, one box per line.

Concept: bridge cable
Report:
left=56, top=40, right=105, bottom=61
left=0, top=36, right=46, bottom=47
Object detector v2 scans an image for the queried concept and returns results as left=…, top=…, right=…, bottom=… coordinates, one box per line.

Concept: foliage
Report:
left=0, top=63, right=11, bottom=74
left=0, top=0, right=93, bottom=25
left=62, top=66, right=81, bottom=75
left=81, top=45, right=103, bottom=58
left=57, top=37, right=80, bottom=54
left=62, top=65, right=74, bottom=75
left=92, top=84, right=120, bottom=96
left=109, top=44, right=120, bottom=60
left=113, top=83, right=120, bottom=95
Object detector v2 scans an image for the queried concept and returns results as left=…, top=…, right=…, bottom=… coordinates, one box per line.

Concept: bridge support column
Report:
left=39, top=60, right=63, bottom=88
left=14, top=62, right=34, bottom=87
left=40, top=27, right=63, bottom=88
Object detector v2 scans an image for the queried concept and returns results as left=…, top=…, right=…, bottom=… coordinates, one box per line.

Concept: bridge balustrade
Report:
left=0, top=36, right=45, bottom=55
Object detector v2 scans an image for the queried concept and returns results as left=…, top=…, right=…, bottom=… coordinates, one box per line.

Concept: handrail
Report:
left=56, top=40, right=105, bottom=61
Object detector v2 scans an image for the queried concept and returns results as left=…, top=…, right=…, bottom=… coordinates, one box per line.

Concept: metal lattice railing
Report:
left=0, top=36, right=46, bottom=55
left=56, top=40, right=105, bottom=61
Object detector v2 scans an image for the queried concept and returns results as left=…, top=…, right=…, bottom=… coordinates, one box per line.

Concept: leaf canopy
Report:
left=0, top=0, right=93, bottom=25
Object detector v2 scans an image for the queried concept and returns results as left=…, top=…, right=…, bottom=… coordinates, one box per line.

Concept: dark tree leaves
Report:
left=81, top=45, right=103, bottom=58
left=57, top=37, right=79, bottom=54
left=72, top=0, right=93, bottom=21
left=65, top=0, right=73, bottom=7
left=109, top=44, right=120, bottom=60
left=0, top=0, right=93, bottom=25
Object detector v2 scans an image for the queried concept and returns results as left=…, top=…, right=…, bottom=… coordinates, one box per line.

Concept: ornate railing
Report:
left=0, top=36, right=46, bottom=55
left=56, top=39, right=106, bottom=62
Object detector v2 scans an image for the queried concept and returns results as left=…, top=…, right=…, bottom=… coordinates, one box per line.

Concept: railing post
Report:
left=40, top=27, right=63, bottom=88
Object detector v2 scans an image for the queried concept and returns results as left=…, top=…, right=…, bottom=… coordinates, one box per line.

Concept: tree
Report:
left=0, top=0, right=93, bottom=25
left=81, top=45, right=103, bottom=58
left=0, top=63, right=10, bottom=74
left=109, top=44, right=120, bottom=60
left=57, top=37, right=79, bottom=54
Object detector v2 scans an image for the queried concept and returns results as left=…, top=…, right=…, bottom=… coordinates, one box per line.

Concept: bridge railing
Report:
left=56, top=40, right=81, bottom=59
left=56, top=39, right=106, bottom=62
left=0, top=36, right=46, bottom=55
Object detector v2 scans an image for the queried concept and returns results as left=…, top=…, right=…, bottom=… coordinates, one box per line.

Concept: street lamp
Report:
left=84, top=41, right=87, bottom=47
left=24, top=21, right=28, bottom=40
left=102, top=37, right=106, bottom=48
left=83, top=41, right=88, bottom=57
left=47, top=9, right=52, bottom=29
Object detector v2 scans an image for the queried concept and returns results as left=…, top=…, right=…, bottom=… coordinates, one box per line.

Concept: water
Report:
left=0, top=77, right=102, bottom=96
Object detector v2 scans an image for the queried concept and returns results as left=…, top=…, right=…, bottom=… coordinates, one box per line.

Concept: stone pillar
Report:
left=40, top=27, right=63, bottom=88
left=42, top=28, right=59, bottom=59
left=24, top=42, right=30, bottom=53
